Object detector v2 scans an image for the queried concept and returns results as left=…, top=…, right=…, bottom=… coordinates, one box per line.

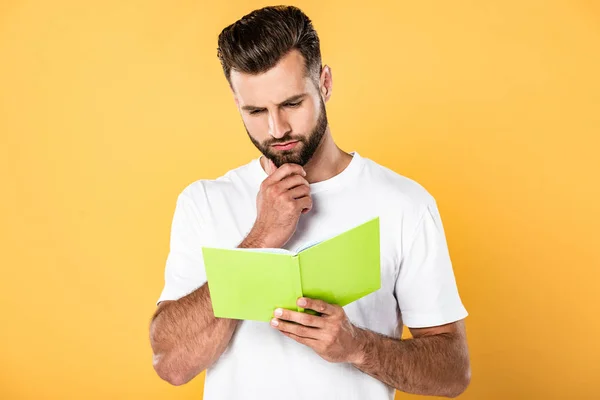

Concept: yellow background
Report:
left=1, top=1, right=598, bottom=399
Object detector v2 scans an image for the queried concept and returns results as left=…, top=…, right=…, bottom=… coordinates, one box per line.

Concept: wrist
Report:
left=349, top=327, right=370, bottom=366
left=241, top=225, right=270, bottom=248
left=240, top=233, right=265, bottom=248
left=245, top=223, right=282, bottom=248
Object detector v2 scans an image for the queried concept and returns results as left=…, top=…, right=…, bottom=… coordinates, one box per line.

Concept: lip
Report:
left=272, top=140, right=300, bottom=150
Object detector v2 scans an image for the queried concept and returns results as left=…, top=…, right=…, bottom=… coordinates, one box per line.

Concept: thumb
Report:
left=266, top=158, right=277, bottom=175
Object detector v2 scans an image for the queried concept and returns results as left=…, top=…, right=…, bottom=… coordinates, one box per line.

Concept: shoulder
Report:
left=360, top=156, right=437, bottom=213
left=177, top=158, right=258, bottom=207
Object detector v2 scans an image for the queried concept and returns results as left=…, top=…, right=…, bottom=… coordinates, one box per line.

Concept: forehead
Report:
left=230, top=49, right=312, bottom=106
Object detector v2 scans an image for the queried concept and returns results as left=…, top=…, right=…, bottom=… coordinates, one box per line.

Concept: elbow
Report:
left=152, top=353, right=192, bottom=386
left=446, top=365, right=471, bottom=398
left=153, top=352, right=208, bottom=386
left=157, top=370, right=187, bottom=387
left=150, top=320, right=193, bottom=386
left=164, top=374, right=189, bottom=387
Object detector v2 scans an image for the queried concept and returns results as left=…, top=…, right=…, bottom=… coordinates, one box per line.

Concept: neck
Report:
left=301, top=131, right=352, bottom=184
left=261, top=129, right=352, bottom=184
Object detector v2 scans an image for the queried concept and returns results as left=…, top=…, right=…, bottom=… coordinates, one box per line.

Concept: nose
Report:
left=268, top=109, right=291, bottom=139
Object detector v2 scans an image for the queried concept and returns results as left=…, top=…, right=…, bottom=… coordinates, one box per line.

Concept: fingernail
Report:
left=271, top=318, right=279, bottom=327
left=298, top=298, right=307, bottom=307
left=274, top=308, right=283, bottom=317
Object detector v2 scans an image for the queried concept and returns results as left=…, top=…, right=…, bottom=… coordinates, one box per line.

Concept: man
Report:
left=149, top=5, right=470, bottom=399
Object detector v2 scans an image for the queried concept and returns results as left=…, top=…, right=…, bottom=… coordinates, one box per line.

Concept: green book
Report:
left=201, top=217, right=381, bottom=322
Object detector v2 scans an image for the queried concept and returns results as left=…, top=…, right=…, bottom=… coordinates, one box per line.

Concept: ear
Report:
left=319, top=65, right=333, bottom=103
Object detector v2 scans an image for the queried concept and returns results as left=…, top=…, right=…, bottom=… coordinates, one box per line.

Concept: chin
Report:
left=266, top=147, right=304, bottom=167
left=272, top=153, right=304, bottom=167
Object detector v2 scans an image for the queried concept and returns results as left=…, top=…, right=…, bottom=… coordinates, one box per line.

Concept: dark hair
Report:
left=217, top=5, right=322, bottom=87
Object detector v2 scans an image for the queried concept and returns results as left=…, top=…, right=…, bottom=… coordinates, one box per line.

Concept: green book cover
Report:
left=201, top=217, right=381, bottom=322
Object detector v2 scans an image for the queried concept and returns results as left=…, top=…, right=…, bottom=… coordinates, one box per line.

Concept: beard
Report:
left=245, top=98, right=328, bottom=168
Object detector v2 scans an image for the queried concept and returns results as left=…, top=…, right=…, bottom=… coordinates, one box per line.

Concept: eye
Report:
left=285, top=101, right=303, bottom=108
left=249, top=109, right=265, bottom=115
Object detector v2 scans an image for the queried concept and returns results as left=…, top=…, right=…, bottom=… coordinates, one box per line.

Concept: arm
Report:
left=271, top=298, right=471, bottom=398
left=271, top=199, right=469, bottom=394
left=150, top=161, right=311, bottom=385
left=352, top=319, right=471, bottom=398
left=150, top=283, right=237, bottom=386
left=150, top=234, right=266, bottom=386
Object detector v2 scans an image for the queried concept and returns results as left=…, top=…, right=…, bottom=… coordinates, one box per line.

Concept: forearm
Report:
left=150, top=283, right=238, bottom=385
left=150, top=234, right=269, bottom=385
left=352, top=328, right=470, bottom=398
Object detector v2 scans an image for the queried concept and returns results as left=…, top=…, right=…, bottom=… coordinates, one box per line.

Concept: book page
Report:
left=297, top=217, right=381, bottom=306
left=293, top=226, right=355, bottom=254
left=202, top=248, right=303, bottom=322
left=219, top=247, right=293, bottom=255
left=293, top=239, right=323, bottom=254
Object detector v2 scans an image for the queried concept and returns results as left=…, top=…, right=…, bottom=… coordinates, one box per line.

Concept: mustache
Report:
left=265, top=136, right=304, bottom=146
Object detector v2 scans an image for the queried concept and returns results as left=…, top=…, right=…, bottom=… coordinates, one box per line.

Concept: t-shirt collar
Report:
left=250, top=151, right=363, bottom=194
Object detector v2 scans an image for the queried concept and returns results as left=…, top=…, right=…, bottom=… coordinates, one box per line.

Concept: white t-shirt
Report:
left=157, top=151, right=468, bottom=400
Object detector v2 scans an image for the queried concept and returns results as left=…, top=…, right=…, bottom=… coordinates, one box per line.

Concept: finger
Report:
left=268, top=163, right=306, bottom=183
left=274, top=308, right=325, bottom=328
left=297, top=297, right=338, bottom=316
left=296, top=196, right=313, bottom=214
left=280, top=331, right=317, bottom=347
left=278, top=174, right=309, bottom=191
left=271, top=318, right=321, bottom=339
left=287, top=185, right=310, bottom=200
left=267, top=158, right=277, bottom=175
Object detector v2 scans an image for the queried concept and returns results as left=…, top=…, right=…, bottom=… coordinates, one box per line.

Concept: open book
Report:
left=201, top=217, right=381, bottom=322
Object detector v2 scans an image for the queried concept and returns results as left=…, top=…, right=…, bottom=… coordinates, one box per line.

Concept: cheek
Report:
left=243, top=115, right=268, bottom=138
left=290, top=106, right=317, bottom=133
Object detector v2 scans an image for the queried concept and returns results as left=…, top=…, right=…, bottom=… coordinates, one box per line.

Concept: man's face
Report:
left=230, top=50, right=328, bottom=167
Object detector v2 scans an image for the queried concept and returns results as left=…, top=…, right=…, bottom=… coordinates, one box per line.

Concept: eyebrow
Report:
left=241, top=93, right=308, bottom=112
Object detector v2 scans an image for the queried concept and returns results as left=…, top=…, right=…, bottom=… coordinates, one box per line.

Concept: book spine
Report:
left=292, top=255, right=304, bottom=313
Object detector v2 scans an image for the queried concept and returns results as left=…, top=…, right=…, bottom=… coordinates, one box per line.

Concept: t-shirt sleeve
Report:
left=156, top=192, right=208, bottom=305
left=394, top=201, right=468, bottom=328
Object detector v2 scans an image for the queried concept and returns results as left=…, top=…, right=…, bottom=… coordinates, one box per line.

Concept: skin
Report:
left=272, top=298, right=470, bottom=398
left=230, top=49, right=353, bottom=184
left=150, top=48, right=471, bottom=396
